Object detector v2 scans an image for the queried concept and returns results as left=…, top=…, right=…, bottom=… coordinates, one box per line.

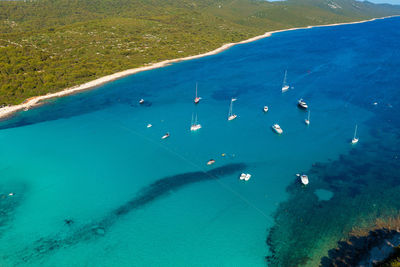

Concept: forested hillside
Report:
left=0, top=0, right=399, bottom=105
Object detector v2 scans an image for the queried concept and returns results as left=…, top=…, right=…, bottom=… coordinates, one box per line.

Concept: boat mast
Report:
left=353, top=124, right=358, bottom=139
left=229, top=99, right=233, bottom=116
left=283, top=70, right=287, bottom=87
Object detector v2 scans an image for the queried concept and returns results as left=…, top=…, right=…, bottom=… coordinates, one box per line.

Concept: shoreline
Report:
left=0, top=15, right=398, bottom=120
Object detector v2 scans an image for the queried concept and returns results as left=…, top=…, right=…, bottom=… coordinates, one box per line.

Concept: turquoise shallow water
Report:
left=0, top=17, right=399, bottom=266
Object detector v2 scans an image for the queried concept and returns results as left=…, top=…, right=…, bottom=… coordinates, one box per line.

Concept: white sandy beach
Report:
left=0, top=15, right=397, bottom=120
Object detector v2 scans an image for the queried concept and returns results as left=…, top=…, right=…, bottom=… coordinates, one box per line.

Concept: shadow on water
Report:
left=10, top=163, right=246, bottom=264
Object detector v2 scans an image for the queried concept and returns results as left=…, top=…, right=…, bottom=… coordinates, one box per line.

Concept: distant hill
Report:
left=0, top=0, right=399, bottom=105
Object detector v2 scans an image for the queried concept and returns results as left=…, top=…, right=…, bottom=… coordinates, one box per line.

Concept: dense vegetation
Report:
left=0, top=0, right=399, bottom=105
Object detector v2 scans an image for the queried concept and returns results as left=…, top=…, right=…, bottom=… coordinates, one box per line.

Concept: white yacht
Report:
left=147, top=124, right=152, bottom=128
left=296, top=174, right=309, bottom=185
left=351, top=124, right=359, bottom=144
left=297, top=99, right=308, bottom=110
left=272, top=124, right=283, bottom=134
left=207, top=159, right=216, bottom=165
left=139, top=99, right=144, bottom=104
left=228, top=98, right=237, bottom=121
left=161, top=132, right=170, bottom=139
left=263, top=106, right=269, bottom=113
left=281, top=70, right=289, bottom=92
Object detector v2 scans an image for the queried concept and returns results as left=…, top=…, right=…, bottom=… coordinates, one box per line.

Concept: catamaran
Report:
left=351, top=124, right=359, bottom=144
left=239, top=173, right=252, bottom=181
left=190, top=113, right=202, bottom=131
left=194, top=83, right=201, bottom=104
left=282, top=70, right=289, bottom=92
left=228, top=98, right=237, bottom=121
left=305, top=110, right=310, bottom=125
left=272, top=124, right=283, bottom=134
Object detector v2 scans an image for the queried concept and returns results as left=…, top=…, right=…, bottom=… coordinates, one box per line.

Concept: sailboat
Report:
left=194, top=83, right=201, bottom=104
left=190, top=113, right=202, bottom=131
left=305, top=110, right=310, bottom=125
left=228, top=98, right=237, bottom=121
left=281, top=70, right=289, bottom=92
left=351, top=124, right=359, bottom=144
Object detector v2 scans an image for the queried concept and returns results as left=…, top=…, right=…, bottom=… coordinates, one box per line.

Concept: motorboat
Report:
left=263, top=106, right=269, bottom=113
left=139, top=99, right=145, bottom=104
left=207, top=159, right=216, bottom=165
left=272, top=124, right=283, bottom=134
left=296, top=174, right=309, bottom=185
left=161, top=132, right=170, bottom=139
left=297, top=99, right=308, bottom=110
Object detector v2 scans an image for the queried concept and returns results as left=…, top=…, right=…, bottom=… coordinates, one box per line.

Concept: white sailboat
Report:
left=351, top=124, right=359, bottom=144
left=305, top=110, right=310, bottom=125
left=194, top=83, right=201, bottom=104
left=281, top=70, right=289, bottom=92
left=228, top=98, right=237, bottom=121
left=190, top=113, right=202, bottom=131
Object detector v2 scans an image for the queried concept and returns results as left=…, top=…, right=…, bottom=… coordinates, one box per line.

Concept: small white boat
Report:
left=207, top=159, right=216, bottom=165
left=351, top=124, right=359, bottom=144
left=281, top=70, right=289, bottom=92
left=272, top=124, right=283, bottom=134
left=298, top=99, right=308, bottom=110
left=147, top=124, right=152, bottom=128
left=305, top=110, right=310, bottom=125
left=263, top=106, right=269, bottom=113
left=296, top=174, right=309, bottom=185
left=8, top=192, right=14, bottom=196
left=190, top=113, right=202, bottom=131
left=161, top=132, right=170, bottom=139
left=194, top=83, right=201, bottom=104
left=139, top=99, right=145, bottom=104
left=227, top=98, right=237, bottom=121
left=239, top=173, right=252, bottom=181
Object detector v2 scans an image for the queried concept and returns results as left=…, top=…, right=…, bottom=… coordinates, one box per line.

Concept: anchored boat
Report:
left=282, top=70, right=289, bottom=92
left=272, top=124, right=283, bottom=134
left=228, top=98, right=237, bottom=121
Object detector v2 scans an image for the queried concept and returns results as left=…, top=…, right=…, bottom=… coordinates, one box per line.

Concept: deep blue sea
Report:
left=0, top=17, right=400, bottom=266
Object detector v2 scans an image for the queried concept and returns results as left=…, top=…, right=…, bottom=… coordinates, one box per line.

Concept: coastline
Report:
left=0, top=15, right=397, bottom=120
